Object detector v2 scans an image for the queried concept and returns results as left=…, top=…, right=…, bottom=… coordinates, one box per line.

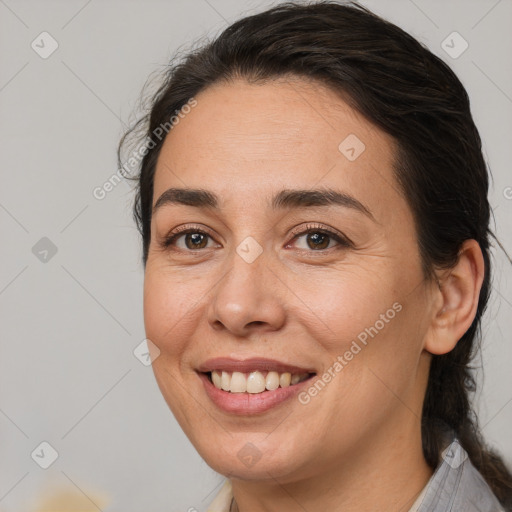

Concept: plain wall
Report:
left=1, top=1, right=511, bottom=510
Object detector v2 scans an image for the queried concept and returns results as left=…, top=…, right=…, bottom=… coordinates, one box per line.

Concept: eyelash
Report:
left=161, top=223, right=352, bottom=253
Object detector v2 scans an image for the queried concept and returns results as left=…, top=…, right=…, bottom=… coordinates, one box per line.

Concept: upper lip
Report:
left=197, top=357, right=316, bottom=375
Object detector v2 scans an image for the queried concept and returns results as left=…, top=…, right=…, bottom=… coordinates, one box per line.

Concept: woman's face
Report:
left=144, top=77, right=436, bottom=482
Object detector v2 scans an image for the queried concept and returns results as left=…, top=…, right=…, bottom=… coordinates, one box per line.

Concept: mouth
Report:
left=196, top=357, right=317, bottom=414
left=204, top=369, right=314, bottom=393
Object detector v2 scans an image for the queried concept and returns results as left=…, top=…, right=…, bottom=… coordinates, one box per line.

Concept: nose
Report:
left=207, top=247, right=287, bottom=337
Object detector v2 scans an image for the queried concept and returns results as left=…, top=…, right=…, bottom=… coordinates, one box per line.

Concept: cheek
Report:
left=317, top=287, right=426, bottom=419
left=143, top=267, right=201, bottom=354
left=292, top=266, right=400, bottom=353
left=293, top=265, right=422, bottom=410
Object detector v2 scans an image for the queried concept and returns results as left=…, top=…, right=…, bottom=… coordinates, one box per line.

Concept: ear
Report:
left=424, top=239, right=485, bottom=356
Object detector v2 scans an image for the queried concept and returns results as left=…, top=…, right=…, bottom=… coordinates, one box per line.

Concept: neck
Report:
left=230, top=414, right=432, bottom=512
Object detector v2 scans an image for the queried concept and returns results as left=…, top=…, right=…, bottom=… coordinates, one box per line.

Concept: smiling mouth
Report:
left=205, top=370, right=315, bottom=394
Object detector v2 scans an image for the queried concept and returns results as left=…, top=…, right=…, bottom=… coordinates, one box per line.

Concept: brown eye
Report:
left=183, top=232, right=209, bottom=249
left=290, top=225, right=351, bottom=252
left=162, top=228, right=217, bottom=251
left=305, top=232, right=331, bottom=250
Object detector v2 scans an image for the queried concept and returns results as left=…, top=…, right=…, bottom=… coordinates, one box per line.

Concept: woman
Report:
left=119, top=1, right=512, bottom=510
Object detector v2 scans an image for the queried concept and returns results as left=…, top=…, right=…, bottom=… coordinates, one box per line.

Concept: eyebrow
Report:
left=152, top=187, right=375, bottom=220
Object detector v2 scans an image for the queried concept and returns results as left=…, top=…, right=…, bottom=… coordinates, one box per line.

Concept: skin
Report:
left=143, top=77, right=484, bottom=511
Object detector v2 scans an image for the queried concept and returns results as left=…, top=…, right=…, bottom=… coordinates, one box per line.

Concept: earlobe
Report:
left=424, top=239, right=485, bottom=356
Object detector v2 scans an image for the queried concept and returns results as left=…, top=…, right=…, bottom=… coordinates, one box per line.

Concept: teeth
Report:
left=210, top=370, right=310, bottom=393
left=221, top=371, right=231, bottom=391
left=280, top=372, right=291, bottom=387
left=212, top=370, right=222, bottom=389
left=230, top=372, right=247, bottom=393
left=247, top=371, right=266, bottom=393
left=266, top=371, right=280, bottom=390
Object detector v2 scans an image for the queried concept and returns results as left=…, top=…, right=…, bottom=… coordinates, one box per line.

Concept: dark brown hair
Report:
left=119, top=1, right=512, bottom=506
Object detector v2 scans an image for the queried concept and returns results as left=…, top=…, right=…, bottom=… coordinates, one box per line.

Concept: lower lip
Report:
left=198, top=372, right=314, bottom=414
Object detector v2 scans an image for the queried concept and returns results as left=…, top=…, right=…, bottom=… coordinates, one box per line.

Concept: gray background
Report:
left=0, top=0, right=511, bottom=511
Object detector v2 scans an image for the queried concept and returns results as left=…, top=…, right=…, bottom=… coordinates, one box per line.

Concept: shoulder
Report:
left=417, top=439, right=505, bottom=512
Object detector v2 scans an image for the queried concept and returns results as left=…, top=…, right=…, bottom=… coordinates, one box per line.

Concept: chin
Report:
left=197, top=437, right=310, bottom=483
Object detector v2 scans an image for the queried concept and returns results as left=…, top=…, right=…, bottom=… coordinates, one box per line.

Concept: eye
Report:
left=160, top=223, right=352, bottom=253
left=161, top=226, right=218, bottom=251
left=287, top=223, right=352, bottom=251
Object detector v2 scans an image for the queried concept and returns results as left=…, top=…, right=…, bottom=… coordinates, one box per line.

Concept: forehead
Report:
left=153, top=77, right=400, bottom=214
